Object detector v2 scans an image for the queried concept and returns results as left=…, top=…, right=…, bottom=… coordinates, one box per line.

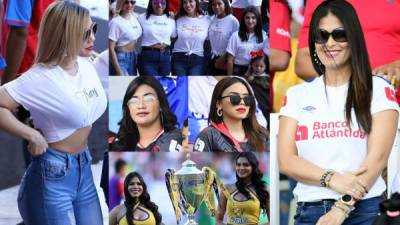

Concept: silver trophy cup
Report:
left=165, top=154, right=213, bottom=225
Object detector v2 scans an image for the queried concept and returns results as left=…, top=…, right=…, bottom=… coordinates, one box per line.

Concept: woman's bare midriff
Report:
left=115, top=41, right=136, bottom=52
left=49, top=127, right=91, bottom=153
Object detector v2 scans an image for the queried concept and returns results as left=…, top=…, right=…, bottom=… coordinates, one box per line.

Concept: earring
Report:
left=313, top=52, right=322, bottom=66
left=217, top=108, right=223, bottom=117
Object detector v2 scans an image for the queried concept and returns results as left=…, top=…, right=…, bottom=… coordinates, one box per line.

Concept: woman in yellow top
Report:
left=217, top=152, right=269, bottom=225
left=109, top=172, right=162, bottom=225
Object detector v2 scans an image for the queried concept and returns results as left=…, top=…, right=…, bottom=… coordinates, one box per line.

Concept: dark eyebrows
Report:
left=133, top=92, right=156, bottom=97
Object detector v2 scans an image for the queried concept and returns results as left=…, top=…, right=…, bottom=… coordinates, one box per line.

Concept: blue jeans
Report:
left=109, top=50, right=137, bottom=75
left=172, top=52, right=205, bottom=75
left=294, top=197, right=381, bottom=225
left=138, top=47, right=171, bottom=76
left=18, top=147, right=103, bottom=225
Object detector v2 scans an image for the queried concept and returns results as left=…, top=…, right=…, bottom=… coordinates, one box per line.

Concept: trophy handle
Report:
left=202, top=167, right=229, bottom=217
left=165, top=169, right=182, bottom=224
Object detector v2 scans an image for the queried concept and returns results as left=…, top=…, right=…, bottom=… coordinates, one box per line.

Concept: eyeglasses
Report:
left=315, top=28, right=347, bottom=44
left=124, top=0, right=136, bottom=4
left=220, top=95, right=254, bottom=106
left=83, top=22, right=97, bottom=41
left=127, top=94, right=158, bottom=105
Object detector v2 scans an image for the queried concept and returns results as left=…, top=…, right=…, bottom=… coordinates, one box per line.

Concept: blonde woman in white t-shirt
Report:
left=172, top=0, right=211, bottom=75
left=279, top=1, right=398, bottom=225
left=109, top=0, right=142, bottom=75
left=0, top=2, right=107, bottom=224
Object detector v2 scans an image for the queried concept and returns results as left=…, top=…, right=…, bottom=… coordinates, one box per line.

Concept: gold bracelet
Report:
left=332, top=205, right=349, bottom=218
left=334, top=201, right=352, bottom=217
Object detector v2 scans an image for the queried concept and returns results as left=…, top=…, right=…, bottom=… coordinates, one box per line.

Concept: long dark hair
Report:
left=234, top=152, right=269, bottom=214
left=207, top=0, right=231, bottom=16
left=238, top=6, right=264, bottom=43
left=176, top=0, right=203, bottom=19
left=116, top=76, right=177, bottom=150
left=146, top=0, right=171, bottom=19
left=308, top=0, right=372, bottom=133
left=209, top=77, right=267, bottom=151
left=260, top=0, right=269, bottom=30
left=124, top=172, right=162, bottom=225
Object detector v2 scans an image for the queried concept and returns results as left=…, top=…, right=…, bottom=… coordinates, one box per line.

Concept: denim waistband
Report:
left=35, top=147, right=91, bottom=168
left=115, top=50, right=136, bottom=55
left=297, top=196, right=382, bottom=207
left=297, top=199, right=336, bottom=207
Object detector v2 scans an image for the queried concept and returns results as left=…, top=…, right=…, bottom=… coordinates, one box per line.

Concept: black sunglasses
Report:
left=220, top=95, right=254, bottom=106
left=83, top=22, right=97, bottom=41
left=125, top=0, right=136, bottom=4
left=315, top=28, right=347, bottom=44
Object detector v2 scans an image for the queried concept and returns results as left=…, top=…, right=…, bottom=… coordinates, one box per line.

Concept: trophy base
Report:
left=183, top=220, right=198, bottom=225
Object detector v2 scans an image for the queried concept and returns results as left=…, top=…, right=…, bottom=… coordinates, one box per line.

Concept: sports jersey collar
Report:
left=137, top=128, right=164, bottom=149
left=211, top=122, right=247, bottom=152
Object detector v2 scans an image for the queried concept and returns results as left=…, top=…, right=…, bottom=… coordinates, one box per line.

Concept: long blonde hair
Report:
left=35, top=1, right=89, bottom=66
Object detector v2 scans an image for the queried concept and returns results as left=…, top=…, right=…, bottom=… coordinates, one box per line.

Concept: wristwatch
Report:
left=340, top=194, right=355, bottom=208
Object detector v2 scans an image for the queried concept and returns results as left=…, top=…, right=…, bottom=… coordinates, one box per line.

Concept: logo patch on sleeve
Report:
left=385, top=87, right=397, bottom=103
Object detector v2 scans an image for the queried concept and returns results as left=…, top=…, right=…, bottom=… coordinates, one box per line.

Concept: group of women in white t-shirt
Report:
left=108, top=0, right=268, bottom=76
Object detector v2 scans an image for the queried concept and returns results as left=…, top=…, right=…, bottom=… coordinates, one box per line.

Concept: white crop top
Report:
left=138, top=14, right=176, bottom=47
left=280, top=76, right=399, bottom=202
left=172, top=15, right=211, bottom=56
left=3, top=57, right=108, bottom=143
left=109, top=14, right=142, bottom=47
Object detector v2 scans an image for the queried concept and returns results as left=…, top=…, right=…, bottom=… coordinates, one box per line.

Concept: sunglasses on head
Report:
left=315, top=28, right=347, bottom=44
left=125, top=0, right=136, bottom=4
left=83, top=22, right=97, bottom=41
left=220, top=95, right=254, bottom=106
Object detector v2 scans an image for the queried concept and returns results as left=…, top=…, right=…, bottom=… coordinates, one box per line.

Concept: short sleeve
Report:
left=170, top=18, right=177, bottom=38
left=4, top=0, right=33, bottom=27
left=232, top=17, right=240, bottom=32
left=269, top=0, right=291, bottom=53
left=279, top=87, right=300, bottom=121
left=108, top=18, right=121, bottom=42
left=371, top=76, right=400, bottom=115
left=2, top=71, right=37, bottom=110
left=263, top=35, right=270, bottom=55
left=171, top=18, right=178, bottom=38
left=193, top=129, right=212, bottom=152
left=226, top=32, right=238, bottom=56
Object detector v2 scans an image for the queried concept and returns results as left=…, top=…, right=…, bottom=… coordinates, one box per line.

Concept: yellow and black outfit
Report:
left=226, top=189, right=260, bottom=225
left=118, top=207, right=156, bottom=225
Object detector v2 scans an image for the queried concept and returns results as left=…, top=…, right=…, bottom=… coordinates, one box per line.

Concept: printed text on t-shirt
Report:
left=295, top=121, right=366, bottom=141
